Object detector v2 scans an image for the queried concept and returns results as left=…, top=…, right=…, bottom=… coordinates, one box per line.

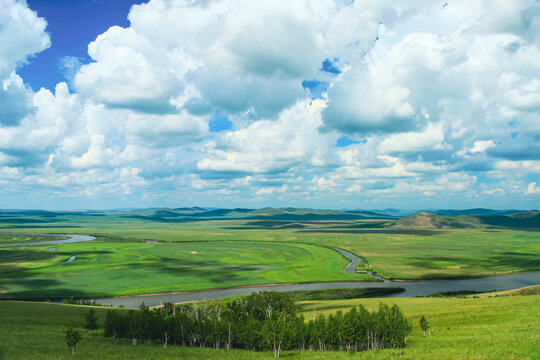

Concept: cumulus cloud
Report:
left=470, top=140, right=496, bottom=153
left=74, top=26, right=185, bottom=113
left=197, top=99, right=333, bottom=174
left=526, top=182, right=540, bottom=194
left=0, top=0, right=50, bottom=78
left=377, top=124, right=447, bottom=153
left=0, top=0, right=50, bottom=125
left=74, top=0, right=334, bottom=118
left=0, top=0, right=539, bottom=209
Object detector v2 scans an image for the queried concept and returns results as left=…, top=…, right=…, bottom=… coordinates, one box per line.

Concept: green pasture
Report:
left=0, top=212, right=538, bottom=299
left=298, top=295, right=540, bottom=359
left=0, top=293, right=538, bottom=359
left=307, top=228, right=540, bottom=279
left=0, top=239, right=370, bottom=299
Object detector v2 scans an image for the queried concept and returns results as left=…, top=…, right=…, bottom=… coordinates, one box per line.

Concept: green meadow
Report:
left=0, top=239, right=369, bottom=299
left=0, top=292, right=538, bottom=359
left=0, top=210, right=538, bottom=299
left=0, top=209, right=538, bottom=358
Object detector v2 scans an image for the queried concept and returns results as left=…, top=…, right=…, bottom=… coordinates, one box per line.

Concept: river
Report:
left=0, top=234, right=96, bottom=247
left=2, top=234, right=537, bottom=307
left=95, top=247, right=540, bottom=308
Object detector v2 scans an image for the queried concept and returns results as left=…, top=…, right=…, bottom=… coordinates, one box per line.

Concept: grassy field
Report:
left=466, top=284, right=540, bottom=298
left=312, top=228, right=540, bottom=279
left=0, top=211, right=538, bottom=299
left=298, top=294, right=540, bottom=359
left=0, top=239, right=371, bottom=299
left=0, top=293, right=538, bottom=359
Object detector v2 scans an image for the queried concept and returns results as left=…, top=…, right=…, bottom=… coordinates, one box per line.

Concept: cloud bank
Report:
left=0, top=0, right=539, bottom=209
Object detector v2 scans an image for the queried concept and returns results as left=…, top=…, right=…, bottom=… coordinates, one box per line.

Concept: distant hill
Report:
left=173, top=207, right=206, bottom=212
left=433, top=208, right=530, bottom=216
left=1, top=207, right=537, bottom=229
left=387, top=211, right=540, bottom=229
left=389, top=212, right=472, bottom=229
left=117, top=207, right=396, bottom=222
left=474, top=211, right=540, bottom=228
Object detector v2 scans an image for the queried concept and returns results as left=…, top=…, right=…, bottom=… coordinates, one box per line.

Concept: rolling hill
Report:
left=386, top=211, right=540, bottom=229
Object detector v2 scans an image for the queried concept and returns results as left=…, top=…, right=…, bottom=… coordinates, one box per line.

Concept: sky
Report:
left=0, top=0, right=539, bottom=210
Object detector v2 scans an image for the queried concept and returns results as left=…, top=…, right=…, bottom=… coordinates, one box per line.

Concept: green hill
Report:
left=387, top=211, right=540, bottom=229
left=389, top=212, right=472, bottom=229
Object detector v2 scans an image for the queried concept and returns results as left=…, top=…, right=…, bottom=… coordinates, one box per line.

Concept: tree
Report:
left=65, top=326, right=82, bottom=356
left=262, top=311, right=287, bottom=358
left=84, top=308, right=98, bottom=330
left=419, top=315, right=428, bottom=337
left=100, top=292, right=412, bottom=354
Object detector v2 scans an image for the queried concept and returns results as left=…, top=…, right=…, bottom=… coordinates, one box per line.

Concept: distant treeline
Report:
left=104, top=291, right=411, bottom=357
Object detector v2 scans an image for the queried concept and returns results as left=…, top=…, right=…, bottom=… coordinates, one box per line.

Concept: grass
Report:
left=298, top=295, right=540, bottom=359
left=0, top=239, right=371, bottom=299
left=309, top=228, right=540, bottom=279
left=278, top=287, right=405, bottom=301
left=466, top=284, right=540, bottom=298
left=0, top=212, right=538, bottom=299
left=0, top=293, right=538, bottom=359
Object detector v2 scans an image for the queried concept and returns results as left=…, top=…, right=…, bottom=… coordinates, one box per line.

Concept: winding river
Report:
left=95, top=246, right=540, bottom=308
left=2, top=234, right=537, bottom=307
left=0, top=234, right=96, bottom=247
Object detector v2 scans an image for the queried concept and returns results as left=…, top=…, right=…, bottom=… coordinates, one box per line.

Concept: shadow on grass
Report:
left=407, top=253, right=540, bottom=273
left=297, top=229, right=445, bottom=236
left=0, top=248, right=116, bottom=300
left=149, top=255, right=265, bottom=283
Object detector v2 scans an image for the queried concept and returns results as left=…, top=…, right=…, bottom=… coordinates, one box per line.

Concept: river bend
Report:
left=95, top=244, right=540, bottom=309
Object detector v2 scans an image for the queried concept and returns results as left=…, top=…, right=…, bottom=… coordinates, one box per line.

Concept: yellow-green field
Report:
left=0, top=292, right=538, bottom=359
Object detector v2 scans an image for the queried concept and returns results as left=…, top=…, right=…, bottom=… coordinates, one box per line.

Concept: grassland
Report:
left=298, top=294, right=540, bottom=359
left=0, top=293, right=538, bottom=359
left=0, top=209, right=538, bottom=358
left=466, top=284, right=540, bottom=298
left=0, top=239, right=371, bottom=299
left=0, top=234, right=69, bottom=245
left=0, top=209, right=538, bottom=299
left=311, top=228, right=540, bottom=279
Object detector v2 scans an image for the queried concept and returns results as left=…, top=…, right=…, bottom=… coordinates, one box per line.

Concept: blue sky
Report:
left=0, top=0, right=539, bottom=210
left=20, top=0, right=145, bottom=91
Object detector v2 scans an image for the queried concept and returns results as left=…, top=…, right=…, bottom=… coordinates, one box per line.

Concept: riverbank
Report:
left=93, top=270, right=540, bottom=308
left=0, top=234, right=96, bottom=247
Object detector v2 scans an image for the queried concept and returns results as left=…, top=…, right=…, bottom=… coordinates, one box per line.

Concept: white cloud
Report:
left=0, top=0, right=50, bottom=125
left=526, top=182, right=540, bottom=194
left=125, top=111, right=209, bottom=147
left=75, top=0, right=334, bottom=118
left=483, top=188, right=505, bottom=195
left=470, top=140, right=496, bottom=153
left=0, top=0, right=50, bottom=78
left=197, top=99, right=334, bottom=174
left=256, top=185, right=288, bottom=196
left=74, top=26, right=185, bottom=113
left=1, top=0, right=540, bottom=209
left=495, top=160, right=540, bottom=173
left=378, top=124, right=446, bottom=153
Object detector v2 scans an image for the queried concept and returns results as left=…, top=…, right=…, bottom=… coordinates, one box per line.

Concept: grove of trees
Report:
left=102, top=291, right=411, bottom=357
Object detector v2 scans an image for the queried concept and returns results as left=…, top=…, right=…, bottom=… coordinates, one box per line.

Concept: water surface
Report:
left=0, top=234, right=95, bottom=247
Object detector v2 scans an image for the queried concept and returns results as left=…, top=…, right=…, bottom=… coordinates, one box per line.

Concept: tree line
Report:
left=102, top=291, right=411, bottom=357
